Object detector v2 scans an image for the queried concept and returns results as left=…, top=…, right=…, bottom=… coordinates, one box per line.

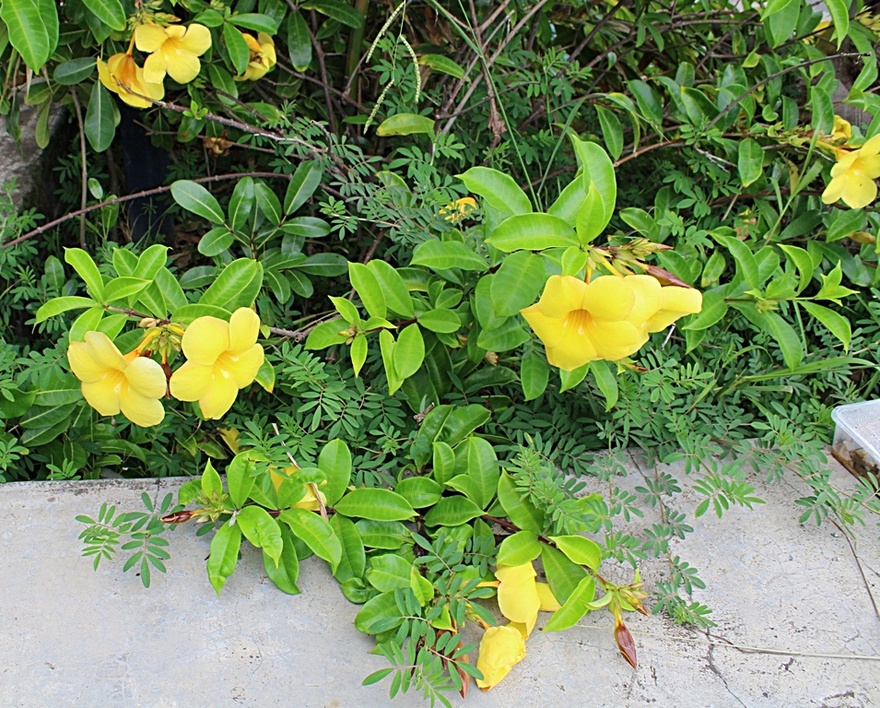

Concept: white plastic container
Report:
left=830, top=400, right=880, bottom=480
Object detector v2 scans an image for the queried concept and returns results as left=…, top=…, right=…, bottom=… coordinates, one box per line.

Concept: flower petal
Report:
left=84, top=331, right=126, bottom=371
left=841, top=176, right=877, bottom=210
left=624, top=274, right=663, bottom=325
left=646, top=287, right=703, bottom=332
left=119, top=388, right=165, bottom=427
left=164, top=49, right=201, bottom=84
left=142, top=51, right=167, bottom=84
left=545, top=323, right=599, bottom=371
left=224, top=344, right=264, bottom=388
left=134, top=23, right=168, bottom=53
left=589, top=320, right=647, bottom=360
left=125, top=356, right=167, bottom=399
left=475, top=625, right=527, bottom=691
left=534, top=275, right=587, bottom=319
left=68, top=340, right=105, bottom=383
left=536, top=582, right=561, bottom=612
left=228, top=307, right=260, bottom=353
left=822, top=175, right=845, bottom=205
left=81, top=376, right=123, bottom=416
left=178, top=24, right=212, bottom=56
left=197, top=374, right=240, bottom=419
left=169, top=361, right=214, bottom=401
left=581, top=276, right=635, bottom=321
left=181, top=316, right=230, bottom=365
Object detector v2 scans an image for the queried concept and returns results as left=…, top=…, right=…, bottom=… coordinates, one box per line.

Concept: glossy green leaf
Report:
left=801, top=301, right=851, bottom=351
left=284, top=160, right=323, bottom=214
left=286, top=10, right=312, bottom=72
left=171, top=180, right=225, bottom=224
left=457, top=167, right=531, bottom=215
left=549, top=534, right=602, bottom=569
left=237, top=506, right=283, bottom=567
left=279, top=508, right=342, bottom=571
left=394, top=477, right=442, bottom=508
left=393, top=324, right=424, bottom=380
left=199, top=259, right=262, bottom=309
left=333, top=489, right=416, bottom=521
left=54, top=57, right=96, bottom=85
left=35, top=296, right=96, bottom=323
left=520, top=349, right=549, bottom=401
left=417, top=309, right=460, bottom=333
left=1, top=0, right=53, bottom=71
left=264, top=525, right=301, bottom=594
left=737, top=138, right=764, bottom=187
left=302, top=0, right=364, bottom=28
left=541, top=544, right=588, bottom=604
left=319, top=439, right=352, bottom=506
left=377, top=113, right=435, bottom=138
left=65, top=248, right=104, bottom=299
left=487, top=213, right=578, bottom=252
left=490, top=250, right=546, bottom=317
left=497, top=471, right=543, bottom=533
left=543, top=575, right=596, bottom=631
left=223, top=21, right=250, bottom=75
left=329, top=514, right=366, bottom=582
left=207, top=521, right=242, bottom=595
left=411, top=240, right=488, bottom=272
left=366, top=553, right=411, bottom=591
left=497, top=530, right=542, bottom=566
left=423, top=495, right=484, bottom=526
left=84, top=81, right=115, bottom=152
left=368, top=260, right=414, bottom=317
left=83, top=0, right=126, bottom=31
left=595, top=105, right=623, bottom=159
left=589, top=360, right=618, bottom=411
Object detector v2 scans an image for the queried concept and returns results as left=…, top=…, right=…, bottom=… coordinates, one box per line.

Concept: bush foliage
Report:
left=2, top=0, right=880, bottom=701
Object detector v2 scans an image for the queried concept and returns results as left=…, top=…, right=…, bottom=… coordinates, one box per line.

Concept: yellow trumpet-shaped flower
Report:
left=68, top=331, right=166, bottom=427
left=475, top=625, right=527, bottom=691
left=169, top=308, right=264, bottom=419
left=97, top=53, right=165, bottom=109
left=521, top=274, right=702, bottom=370
left=822, top=135, right=880, bottom=209
left=135, top=22, right=212, bottom=84
left=830, top=115, right=852, bottom=144
left=235, top=32, right=277, bottom=82
left=494, top=562, right=561, bottom=636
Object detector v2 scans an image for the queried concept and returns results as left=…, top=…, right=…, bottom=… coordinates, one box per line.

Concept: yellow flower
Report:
left=439, top=197, right=477, bottom=222
left=68, top=331, right=166, bottom=427
left=234, top=32, right=277, bottom=82
left=135, top=22, right=212, bottom=84
left=169, top=308, right=264, bottom=419
left=475, top=625, right=526, bottom=691
left=97, top=53, right=165, bottom=109
left=495, top=563, right=542, bottom=635
left=521, top=274, right=702, bottom=370
left=822, top=135, right=880, bottom=209
left=830, top=115, right=852, bottom=144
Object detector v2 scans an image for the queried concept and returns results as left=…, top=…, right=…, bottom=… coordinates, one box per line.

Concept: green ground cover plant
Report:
left=1, top=0, right=880, bottom=702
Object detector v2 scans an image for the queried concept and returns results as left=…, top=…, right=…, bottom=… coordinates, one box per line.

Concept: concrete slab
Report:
left=0, top=452, right=878, bottom=707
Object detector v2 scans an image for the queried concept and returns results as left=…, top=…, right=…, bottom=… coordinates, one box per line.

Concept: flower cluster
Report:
left=67, top=308, right=263, bottom=427
left=98, top=21, right=211, bottom=109
left=520, top=274, right=703, bottom=371
left=476, top=562, right=561, bottom=690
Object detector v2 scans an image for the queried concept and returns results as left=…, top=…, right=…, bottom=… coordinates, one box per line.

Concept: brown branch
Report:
left=2, top=171, right=293, bottom=249
left=68, top=88, right=88, bottom=249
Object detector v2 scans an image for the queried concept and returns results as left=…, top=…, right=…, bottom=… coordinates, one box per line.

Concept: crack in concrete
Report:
left=705, top=631, right=748, bottom=708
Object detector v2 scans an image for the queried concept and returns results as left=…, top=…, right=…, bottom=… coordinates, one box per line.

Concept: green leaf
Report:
left=417, top=309, right=460, bottom=333
left=54, top=57, right=96, bottom=85
left=1, top=0, right=52, bottom=71
left=347, top=262, right=385, bottom=319
left=576, top=182, right=609, bottom=245
left=457, top=167, right=531, bottom=215
left=368, top=260, right=414, bottom=318
left=84, top=81, right=115, bottom=152
left=548, top=177, right=587, bottom=227
left=237, top=506, right=283, bottom=567
left=714, top=233, right=760, bottom=289
left=377, top=113, right=435, bottom=138
left=319, top=439, right=352, bottom=506
left=543, top=575, right=596, bottom=631
left=549, top=535, right=602, bottom=569
left=595, top=105, right=624, bottom=160
left=284, top=160, right=323, bottom=214
left=200, top=259, right=262, bottom=309
left=589, top=360, right=618, bottom=411
left=281, top=216, right=331, bottom=238
left=254, top=181, right=282, bottom=226
left=521, top=349, right=549, bottom=401
left=264, top=525, right=301, bottom=594
left=541, top=544, right=588, bottom=604
left=737, top=138, right=764, bottom=187
left=198, top=227, right=235, bottom=257
left=223, top=21, right=250, bottom=75
left=487, top=213, right=578, bottom=252
left=65, top=248, right=104, bottom=299
left=171, top=180, right=225, bottom=224
left=800, top=301, right=851, bottom=351
left=355, top=519, right=409, bottom=550
left=279, top=509, right=342, bottom=571
left=207, top=521, right=242, bottom=595
left=286, top=10, right=312, bottom=72
left=394, top=477, right=442, bottom=508
left=305, top=318, right=349, bottom=350
left=418, top=54, right=464, bottom=79
left=410, top=240, right=488, bottom=272
left=626, top=79, right=663, bottom=124
left=431, top=441, right=457, bottom=486
left=201, top=459, right=223, bottom=497
left=393, top=324, right=424, bottom=380
left=366, top=553, right=411, bottom=591
left=35, top=296, right=96, bottom=323
left=82, top=0, right=126, bottom=31
left=497, top=471, right=544, bottom=533
left=463, top=436, right=500, bottom=509
left=497, top=530, right=541, bottom=566
left=571, top=136, right=617, bottom=219
left=228, top=177, right=255, bottom=231
left=102, top=277, right=151, bottom=302
left=423, top=495, right=484, bottom=526
left=333, top=489, right=416, bottom=521
left=228, top=12, right=280, bottom=34
left=355, top=591, right=400, bottom=634
left=301, top=0, right=364, bottom=28
left=329, top=514, right=366, bottom=582
left=226, top=453, right=256, bottom=507
left=490, top=250, right=546, bottom=317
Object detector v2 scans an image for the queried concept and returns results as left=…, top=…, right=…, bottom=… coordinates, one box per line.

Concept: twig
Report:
left=68, top=88, right=88, bottom=249
left=2, top=171, right=293, bottom=249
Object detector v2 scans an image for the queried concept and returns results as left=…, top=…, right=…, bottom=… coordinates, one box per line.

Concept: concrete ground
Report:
left=0, top=452, right=878, bottom=708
